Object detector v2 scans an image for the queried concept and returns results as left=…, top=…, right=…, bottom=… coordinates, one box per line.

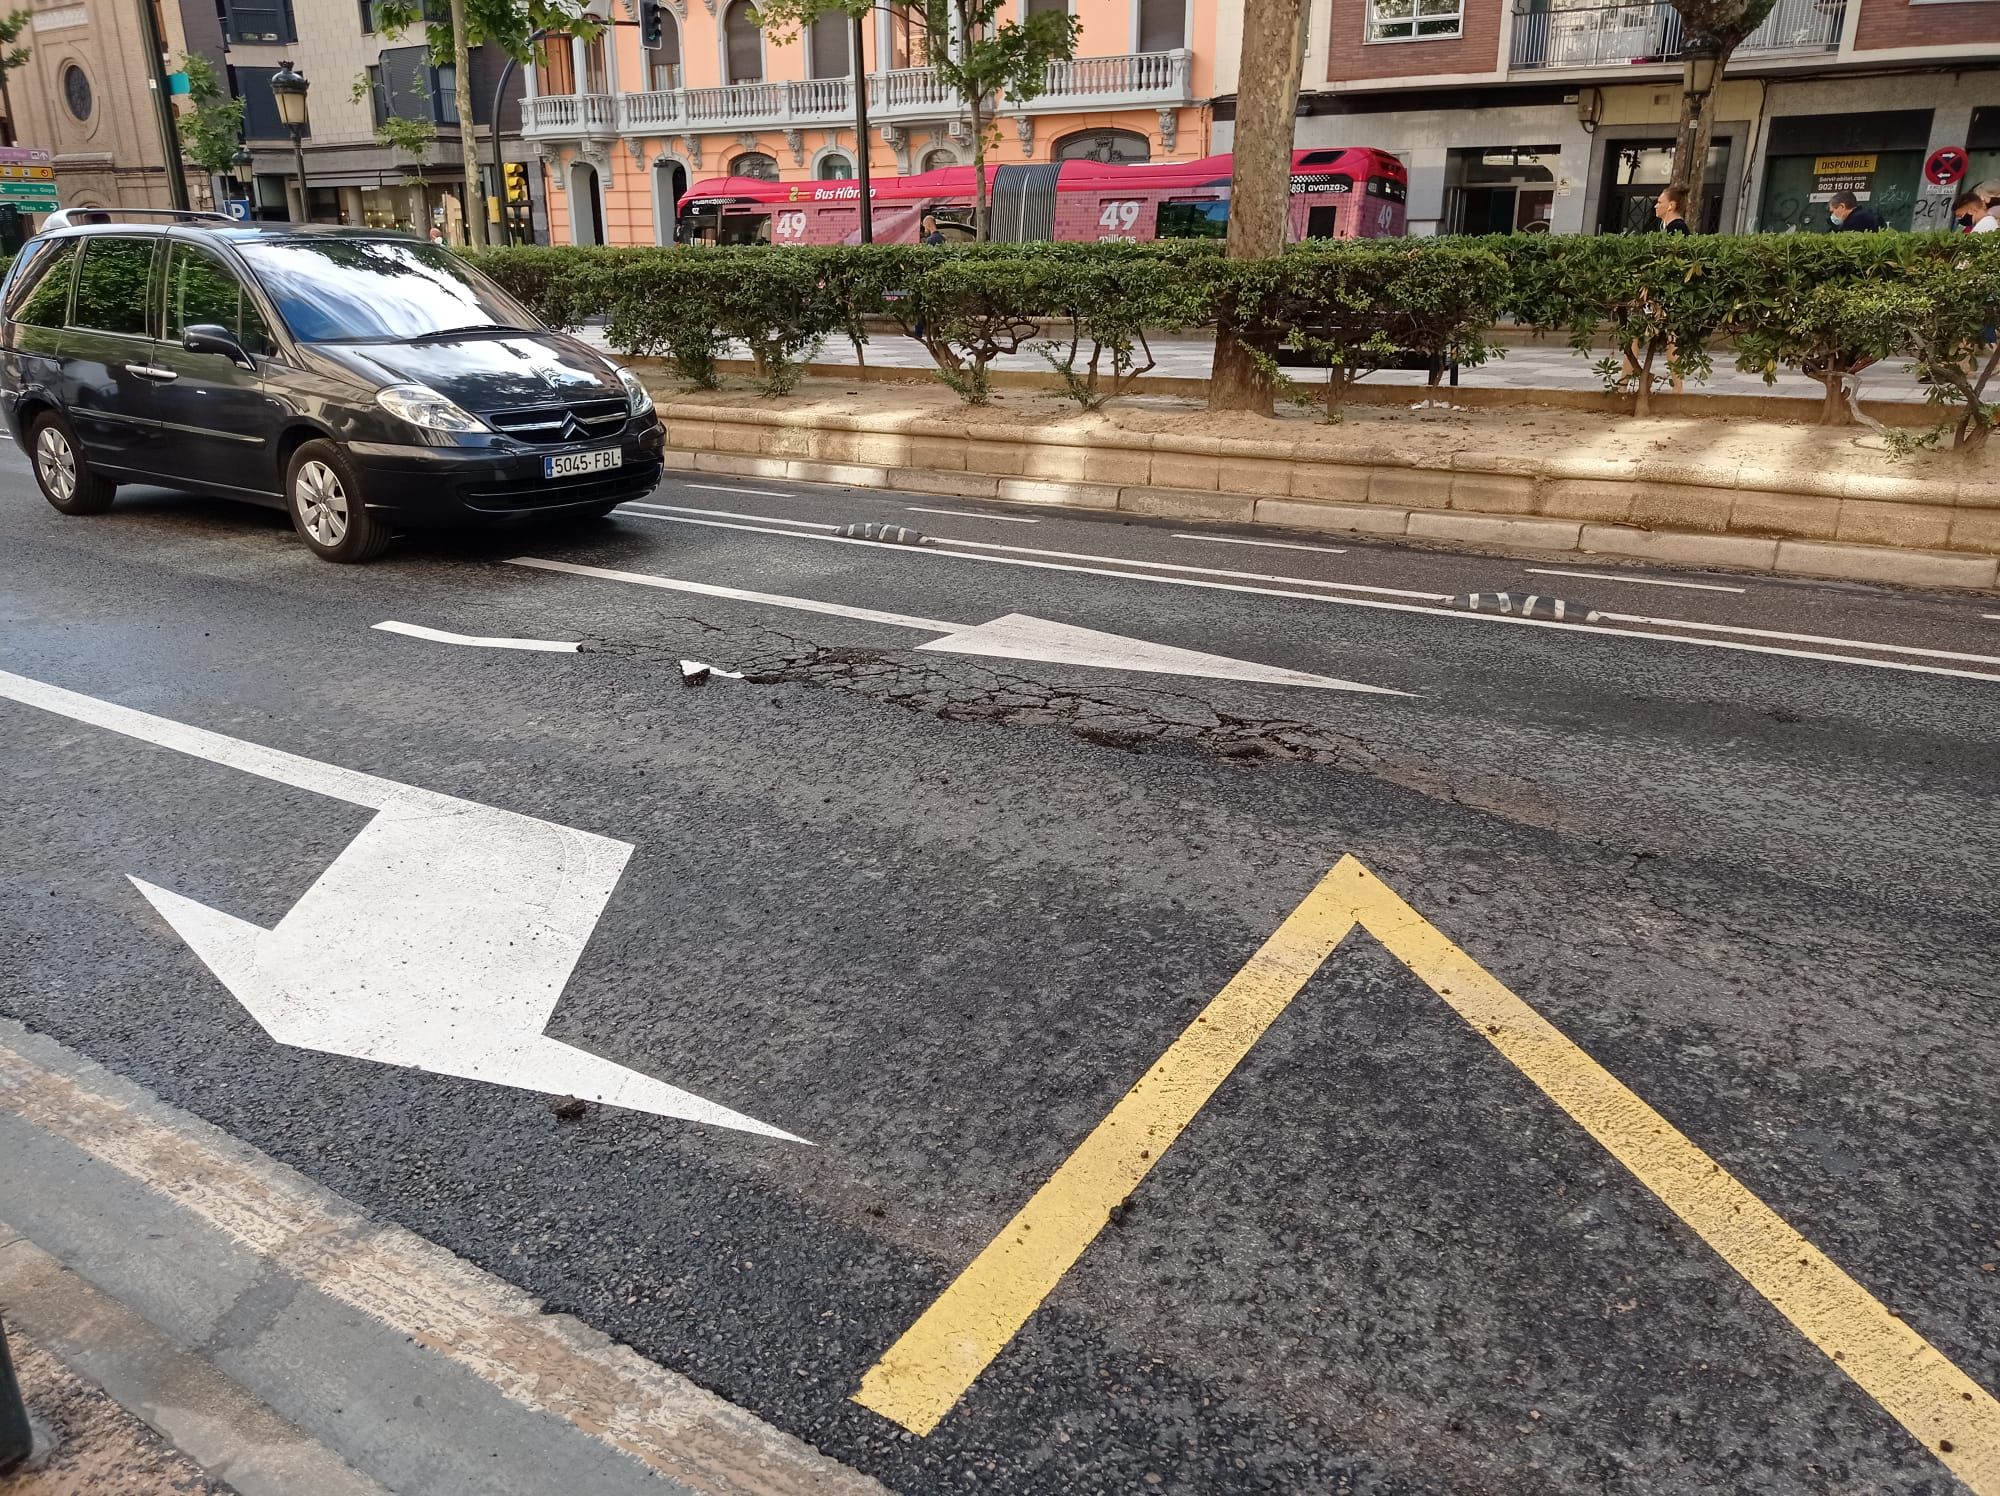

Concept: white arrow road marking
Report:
left=508, top=556, right=1408, bottom=696
left=0, top=667, right=801, bottom=1143
left=373, top=620, right=580, bottom=652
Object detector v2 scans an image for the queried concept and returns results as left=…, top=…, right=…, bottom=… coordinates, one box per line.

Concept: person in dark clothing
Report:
left=1652, top=184, right=1690, bottom=234
left=1828, top=190, right=1882, bottom=231
left=1954, top=191, right=1987, bottom=232
left=919, top=212, right=946, bottom=246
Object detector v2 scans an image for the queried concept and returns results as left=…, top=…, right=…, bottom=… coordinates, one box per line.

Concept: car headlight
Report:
left=376, top=382, right=486, bottom=433
left=616, top=366, right=654, bottom=417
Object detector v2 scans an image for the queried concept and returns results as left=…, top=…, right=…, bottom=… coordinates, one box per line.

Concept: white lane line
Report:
left=1984, top=613, right=2000, bottom=621
left=1591, top=610, right=2000, bottom=668
left=512, top=555, right=956, bottom=632
left=576, top=514, right=2000, bottom=685
left=624, top=501, right=839, bottom=531
left=374, top=620, right=579, bottom=653
left=683, top=483, right=801, bottom=500
left=908, top=506, right=1040, bottom=524
left=1527, top=567, right=1745, bottom=594
left=624, top=510, right=1451, bottom=601
left=1172, top=533, right=1348, bottom=556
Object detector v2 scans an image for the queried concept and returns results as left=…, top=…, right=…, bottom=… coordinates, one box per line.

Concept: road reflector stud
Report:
left=853, top=856, right=2000, bottom=1494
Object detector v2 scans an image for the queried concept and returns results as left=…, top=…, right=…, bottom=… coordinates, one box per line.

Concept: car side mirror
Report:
left=183, top=323, right=254, bottom=370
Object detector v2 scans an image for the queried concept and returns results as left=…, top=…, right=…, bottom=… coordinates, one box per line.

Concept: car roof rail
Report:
left=40, top=207, right=236, bottom=231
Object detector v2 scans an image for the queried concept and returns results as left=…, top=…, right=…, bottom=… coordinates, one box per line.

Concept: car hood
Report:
left=312, top=330, right=624, bottom=415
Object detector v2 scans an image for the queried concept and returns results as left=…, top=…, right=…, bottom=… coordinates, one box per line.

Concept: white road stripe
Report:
left=628, top=510, right=1451, bottom=601
left=1984, top=613, right=2000, bottom=621
left=373, top=620, right=579, bottom=653
left=623, top=501, right=839, bottom=530
left=1172, top=533, right=1348, bottom=556
left=567, top=515, right=2000, bottom=685
left=908, top=505, right=1040, bottom=523
left=682, top=483, right=803, bottom=500
left=1592, top=610, right=2000, bottom=668
left=1527, top=567, right=1745, bottom=594
left=510, top=555, right=955, bottom=632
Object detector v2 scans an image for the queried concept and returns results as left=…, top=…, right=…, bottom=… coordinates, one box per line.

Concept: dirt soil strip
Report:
left=0, top=1022, right=886, bottom=1496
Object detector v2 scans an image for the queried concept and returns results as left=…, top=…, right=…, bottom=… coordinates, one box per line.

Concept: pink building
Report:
left=522, top=0, right=1212, bottom=244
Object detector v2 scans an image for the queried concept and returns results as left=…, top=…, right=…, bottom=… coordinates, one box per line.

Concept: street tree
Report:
left=371, top=0, right=601, bottom=248
left=1664, top=0, right=1776, bottom=211
left=176, top=54, right=247, bottom=208
left=755, top=0, right=1079, bottom=241
left=0, top=9, right=31, bottom=150
left=1205, top=0, right=1309, bottom=414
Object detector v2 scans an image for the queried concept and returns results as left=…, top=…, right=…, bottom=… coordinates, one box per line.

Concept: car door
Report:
left=150, top=239, right=281, bottom=497
left=59, top=234, right=164, bottom=475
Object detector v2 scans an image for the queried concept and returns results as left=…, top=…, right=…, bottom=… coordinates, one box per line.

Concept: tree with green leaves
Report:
left=176, top=53, right=247, bottom=197
left=1665, top=0, right=1777, bottom=213
left=0, top=8, right=31, bottom=150
left=370, top=0, right=601, bottom=248
left=756, top=0, right=1078, bottom=241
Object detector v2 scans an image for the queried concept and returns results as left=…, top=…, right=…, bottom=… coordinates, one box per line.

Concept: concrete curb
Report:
left=650, top=397, right=2000, bottom=594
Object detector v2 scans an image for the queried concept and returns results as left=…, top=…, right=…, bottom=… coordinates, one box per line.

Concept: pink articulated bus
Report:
left=675, top=147, right=1408, bottom=247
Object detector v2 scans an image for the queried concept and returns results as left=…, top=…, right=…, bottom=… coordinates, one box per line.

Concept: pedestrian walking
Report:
left=1974, top=189, right=2000, bottom=234
left=1954, top=191, right=1987, bottom=232
left=1828, top=191, right=1882, bottom=232
left=919, top=212, right=946, bottom=247
left=1652, top=184, right=1691, bottom=235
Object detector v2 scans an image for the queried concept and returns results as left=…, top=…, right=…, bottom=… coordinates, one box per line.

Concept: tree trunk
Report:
left=1668, top=37, right=1739, bottom=216
left=449, top=0, right=485, bottom=250
left=1207, top=0, right=1308, bottom=414
left=969, top=94, right=988, bottom=241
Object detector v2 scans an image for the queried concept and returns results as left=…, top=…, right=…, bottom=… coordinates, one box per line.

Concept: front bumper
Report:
left=347, top=415, right=666, bottom=523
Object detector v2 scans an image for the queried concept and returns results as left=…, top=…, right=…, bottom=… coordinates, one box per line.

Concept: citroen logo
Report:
left=558, top=413, right=585, bottom=442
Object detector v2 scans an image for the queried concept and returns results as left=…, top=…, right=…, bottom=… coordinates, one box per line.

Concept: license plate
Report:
left=544, top=447, right=622, bottom=479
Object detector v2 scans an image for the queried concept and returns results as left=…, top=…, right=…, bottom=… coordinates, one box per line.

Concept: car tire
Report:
left=29, top=411, right=115, bottom=516
left=286, top=440, right=391, bottom=563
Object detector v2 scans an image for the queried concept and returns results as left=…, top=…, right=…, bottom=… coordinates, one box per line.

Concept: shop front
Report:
left=1757, top=109, right=1930, bottom=232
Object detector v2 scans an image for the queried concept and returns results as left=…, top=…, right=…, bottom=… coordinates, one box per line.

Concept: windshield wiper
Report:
left=406, top=323, right=531, bottom=341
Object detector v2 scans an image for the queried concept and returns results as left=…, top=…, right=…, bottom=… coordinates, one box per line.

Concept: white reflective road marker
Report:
left=0, top=667, right=800, bottom=1143
left=373, top=620, right=579, bottom=652
left=509, top=556, right=1408, bottom=695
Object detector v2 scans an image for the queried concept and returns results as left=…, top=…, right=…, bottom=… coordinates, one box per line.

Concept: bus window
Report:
left=1305, top=204, right=1341, bottom=239
left=718, top=208, right=772, bottom=244
left=1156, top=199, right=1228, bottom=239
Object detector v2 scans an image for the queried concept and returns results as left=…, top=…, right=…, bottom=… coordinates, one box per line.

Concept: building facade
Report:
left=225, top=0, right=540, bottom=239
left=1211, top=0, right=2000, bottom=235
left=523, top=0, right=1214, bottom=245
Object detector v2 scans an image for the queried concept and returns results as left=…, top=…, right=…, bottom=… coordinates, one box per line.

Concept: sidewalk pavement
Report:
left=578, top=326, right=1931, bottom=403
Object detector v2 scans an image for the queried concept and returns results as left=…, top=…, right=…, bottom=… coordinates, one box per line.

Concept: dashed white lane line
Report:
left=1591, top=611, right=2000, bottom=668
left=588, top=512, right=2000, bottom=685
left=1172, top=533, right=1348, bottom=556
left=1985, top=613, right=2000, bottom=622
left=373, top=621, right=579, bottom=652
left=1527, top=567, right=1745, bottom=594
left=908, top=506, right=1040, bottom=524
left=684, top=483, right=803, bottom=500
left=624, top=500, right=839, bottom=530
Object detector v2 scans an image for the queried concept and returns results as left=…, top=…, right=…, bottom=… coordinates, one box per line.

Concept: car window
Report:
left=9, top=239, right=79, bottom=327
left=70, top=236, right=158, bottom=337
left=165, top=243, right=273, bottom=355
left=237, top=238, right=536, bottom=343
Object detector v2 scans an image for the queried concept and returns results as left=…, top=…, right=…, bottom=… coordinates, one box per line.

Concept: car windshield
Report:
left=236, top=237, right=538, bottom=344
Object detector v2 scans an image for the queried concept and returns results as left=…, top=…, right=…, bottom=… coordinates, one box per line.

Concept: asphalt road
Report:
left=2, top=442, right=1997, bottom=1496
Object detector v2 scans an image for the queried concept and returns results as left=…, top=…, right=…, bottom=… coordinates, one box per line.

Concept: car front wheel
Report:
left=286, top=440, right=391, bottom=563
left=30, top=411, right=116, bottom=516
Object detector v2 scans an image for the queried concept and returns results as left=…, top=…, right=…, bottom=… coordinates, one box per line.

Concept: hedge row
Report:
left=474, top=234, right=2000, bottom=448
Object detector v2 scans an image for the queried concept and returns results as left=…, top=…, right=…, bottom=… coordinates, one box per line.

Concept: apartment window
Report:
left=650, top=8, right=683, bottom=89
left=817, top=153, right=853, bottom=179
left=358, top=0, right=374, bottom=31
left=221, top=0, right=296, bottom=45
left=1027, top=0, right=1067, bottom=15
left=888, top=3, right=929, bottom=68
left=724, top=0, right=763, bottom=83
left=1053, top=128, right=1149, bottom=163
left=1136, top=0, right=1184, bottom=52
left=809, top=11, right=849, bottom=78
left=536, top=37, right=576, bottom=95
left=730, top=151, right=778, bottom=180
left=1366, top=0, right=1463, bottom=41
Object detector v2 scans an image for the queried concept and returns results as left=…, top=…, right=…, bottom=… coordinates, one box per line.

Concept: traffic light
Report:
left=640, top=0, right=663, bottom=48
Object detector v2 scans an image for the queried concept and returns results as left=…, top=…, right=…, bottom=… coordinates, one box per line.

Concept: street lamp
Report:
left=1679, top=34, right=1722, bottom=121
left=270, top=59, right=311, bottom=222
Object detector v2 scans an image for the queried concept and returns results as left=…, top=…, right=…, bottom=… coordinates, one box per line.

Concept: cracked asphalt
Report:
left=2, top=448, right=1997, bottom=1496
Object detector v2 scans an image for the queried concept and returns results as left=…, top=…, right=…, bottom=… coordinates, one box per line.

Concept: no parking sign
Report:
left=1925, top=146, right=1969, bottom=188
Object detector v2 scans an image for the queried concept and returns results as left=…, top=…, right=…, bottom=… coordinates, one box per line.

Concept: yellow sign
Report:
left=1813, top=154, right=1878, bottom=175
left=0, top=165, right=52, bottom=180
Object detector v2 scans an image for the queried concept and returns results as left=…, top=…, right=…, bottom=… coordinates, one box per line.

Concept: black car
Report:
left=0, top=210, right=664, bottom=561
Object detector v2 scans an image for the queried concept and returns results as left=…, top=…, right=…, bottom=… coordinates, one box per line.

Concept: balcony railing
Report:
left=527, top=50, right=1193, bottom=139
left=1509, top=0, right=1842, bottom=70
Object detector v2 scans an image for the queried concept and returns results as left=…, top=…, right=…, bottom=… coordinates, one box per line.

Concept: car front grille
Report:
left=486, top=396, right=629, bottom=445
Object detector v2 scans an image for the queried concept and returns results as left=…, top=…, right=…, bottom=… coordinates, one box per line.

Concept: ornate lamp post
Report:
left=270, top=60, right=311, bottom=222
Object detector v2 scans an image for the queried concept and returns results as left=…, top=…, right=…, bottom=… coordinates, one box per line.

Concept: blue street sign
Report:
left=224, top=198, right=252, bottom=221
